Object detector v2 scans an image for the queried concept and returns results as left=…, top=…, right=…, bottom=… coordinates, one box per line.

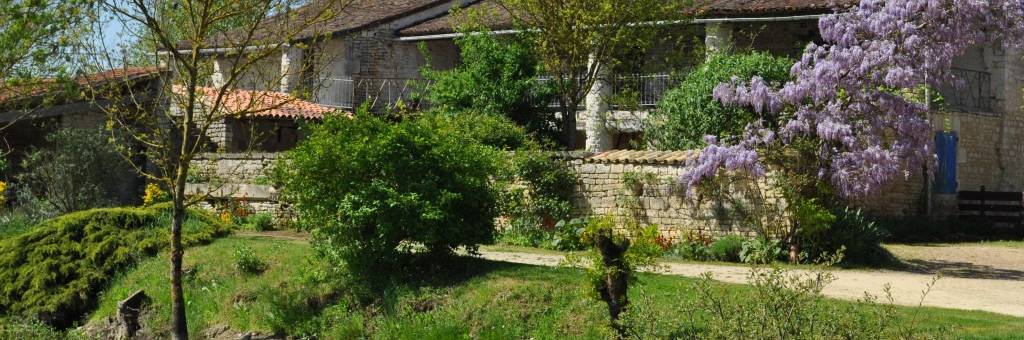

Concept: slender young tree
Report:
left=496, top=0, right=687, bottom=149
left=88, top=0, right=342, bottom=338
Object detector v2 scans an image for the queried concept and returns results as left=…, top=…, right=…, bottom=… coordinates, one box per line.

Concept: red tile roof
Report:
left=180, top=85, right=343, bottom=120
left=0, top=67, right=162, bottom=105
left=399, top=0, right=859, bottom=37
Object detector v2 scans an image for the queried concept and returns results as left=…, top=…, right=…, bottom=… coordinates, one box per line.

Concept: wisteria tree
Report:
left=680, top=0, right=1024, bottom=261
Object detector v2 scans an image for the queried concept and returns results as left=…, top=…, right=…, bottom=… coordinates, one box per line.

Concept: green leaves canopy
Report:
left=646, top=52, right=794, bottom=150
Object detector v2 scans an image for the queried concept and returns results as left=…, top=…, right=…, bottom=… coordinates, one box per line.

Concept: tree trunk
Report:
left=788, top=239, right=800, bottom=264
left=595, top=233, right=630, bottom=338
left=170, top=198, right=188, bottom=340
left=561, top=98, right=577, bottom=150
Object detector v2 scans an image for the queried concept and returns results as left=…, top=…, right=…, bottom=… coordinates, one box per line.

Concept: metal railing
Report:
left=316, top=77, right=428, bottom=111
left=943, top=68, right=994, bottom=113
left=535, top=73, right=682, bottom=110
left=316, top=72, right=682, bottom=111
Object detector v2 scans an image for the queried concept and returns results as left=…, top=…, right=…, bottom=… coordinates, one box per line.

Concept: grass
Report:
left=90, top=236, right=1024, bottom=339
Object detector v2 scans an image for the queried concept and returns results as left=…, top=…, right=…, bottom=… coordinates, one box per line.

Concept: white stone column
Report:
left=584, top=55, right=614, bottom=152
left=705, top=22, right=734, bottom=58
left=211, top=58, right=228, bottom=88
left=280, top=46, right=304, bottom=94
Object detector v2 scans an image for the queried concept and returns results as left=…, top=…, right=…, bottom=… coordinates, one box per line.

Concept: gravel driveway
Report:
left=479, top=245, right=1024, bottom=317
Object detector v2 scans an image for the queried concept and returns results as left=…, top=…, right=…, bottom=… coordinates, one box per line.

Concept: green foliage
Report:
left=709, top=235, right=745, bottom=262
left=495, top=150, right=581, bottom=251
left=0, top=316, right=88, bottom=339
left=15, top=128, right=136, bottom=214
left=243, top=212, right=275, bottom=232
left=278, top=112, right=501, bottom=288
left=422, top=31, right=557, bottom=139
left=647, top=52, right=794, bottom=150
left=233, top=245, right=269, bottom=274
left=0, top=213, right=33, bottom=240
left=680, top=264, right=947, bottom=339
left=739, top=237, right=784, bottom=264
left=803, top=207, right=892, bottom=265
left=415, top=110, right=533, bottom=150
left=572, top=216, right=662, bottom=334
left=0, top=204, right=230, bottom=327
left=665, top=240, right=712, bottom=261
left=0, top=0, right=92, bottom=81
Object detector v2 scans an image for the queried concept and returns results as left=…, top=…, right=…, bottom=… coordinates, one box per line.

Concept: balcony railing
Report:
left=317, top=72, right=682, bottom=111
left=535, top=73, right=683, bottom=110
left=942, top=68, right=994, bottom=113
left=316, top=77, right=428, bottom=111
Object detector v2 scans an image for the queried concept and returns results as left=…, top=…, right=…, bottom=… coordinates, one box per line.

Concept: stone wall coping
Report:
left=185, top=183, right=277, bottom=201
left=553, top=150, right=697, bottom=165
left=193, top=152, right=281, bottom=161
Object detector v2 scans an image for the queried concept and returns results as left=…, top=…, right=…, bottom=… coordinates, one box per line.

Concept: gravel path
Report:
left=478, top=249, right=1024, bottom=317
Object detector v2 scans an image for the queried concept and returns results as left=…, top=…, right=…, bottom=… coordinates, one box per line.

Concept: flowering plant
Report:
left=682, top=0, right=1024, bottom=198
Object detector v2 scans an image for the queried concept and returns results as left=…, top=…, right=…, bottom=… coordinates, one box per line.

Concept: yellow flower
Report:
left=142, top=183, right=166, bottom=207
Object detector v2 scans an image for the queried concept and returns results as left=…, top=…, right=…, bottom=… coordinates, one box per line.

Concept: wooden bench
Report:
left=957, top=187, right=1024, bottom=225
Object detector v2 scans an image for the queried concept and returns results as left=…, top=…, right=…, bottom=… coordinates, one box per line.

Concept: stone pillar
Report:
left=585, top=55, right=614, bottom=152
left=280, top=46, right=304, bottom=94
left=211, top=58, right=229, bottom=88
left=994, top=48, right=1024, bottom=190
left=704, top=22, right=734, bottom=58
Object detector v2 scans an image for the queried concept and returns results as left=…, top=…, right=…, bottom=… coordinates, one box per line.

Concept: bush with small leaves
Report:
left=739, top=237, right=783, bottom=264
left=244, top=212, right=275, bottom=232
left=234, top=245, right=268, bottom=274
left=709, top=235, right=744, bottom=262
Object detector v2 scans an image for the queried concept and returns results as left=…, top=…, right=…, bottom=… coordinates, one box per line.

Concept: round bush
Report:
left=646, top=52, right=794, bottom=150
left=709, top=235, right=745, bottom=262
left=278, top=112, right=501, bottom=283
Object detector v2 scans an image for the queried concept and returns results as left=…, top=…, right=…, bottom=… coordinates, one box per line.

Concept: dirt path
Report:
left=478, top=250, right=1024, bottom=317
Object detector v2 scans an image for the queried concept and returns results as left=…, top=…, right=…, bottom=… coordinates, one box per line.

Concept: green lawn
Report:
left=90, top=236, right=1024, bottom=339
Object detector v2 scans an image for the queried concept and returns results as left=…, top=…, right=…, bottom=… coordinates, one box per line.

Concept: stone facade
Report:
left=564, top=151, right=785, bottom=240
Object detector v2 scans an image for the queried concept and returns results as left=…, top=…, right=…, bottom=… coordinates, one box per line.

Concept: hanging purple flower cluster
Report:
left=683, top=0, right=1024, bottom=198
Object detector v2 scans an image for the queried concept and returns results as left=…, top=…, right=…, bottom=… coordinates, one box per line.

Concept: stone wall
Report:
left=188, top=153, right=291, bottom=221
left=563, top=150, right=785, bottom=240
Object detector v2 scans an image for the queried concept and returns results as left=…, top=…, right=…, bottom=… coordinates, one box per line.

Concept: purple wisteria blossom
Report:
left=683, top=0, right=1024, bottom=198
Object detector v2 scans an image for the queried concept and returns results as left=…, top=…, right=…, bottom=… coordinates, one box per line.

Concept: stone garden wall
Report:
left=561, top=151, right=786, bottom=241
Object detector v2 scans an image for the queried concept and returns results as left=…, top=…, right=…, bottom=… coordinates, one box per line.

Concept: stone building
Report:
left=0, top=67, right=163, bottom=205
left=185, top=0, right=1024, bottom=222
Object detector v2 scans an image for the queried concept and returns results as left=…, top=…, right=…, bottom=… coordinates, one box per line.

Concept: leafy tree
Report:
left=89, top=0, right=340, bottom=337
left=278, top=111, right=500, bottom=292
left=422, top=29, right=556, bottom=140
left=496, top=0, right=687, bottom=149
left=0, top=0, right=93, bottom=81
left=646, top=52, right=793, bottom=150
left=15, top=128, right=136, bottom=214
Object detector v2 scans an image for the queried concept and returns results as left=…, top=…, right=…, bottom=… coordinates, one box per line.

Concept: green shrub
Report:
left=680, top=264, right=946, bottom=339
left=0, top=204, right=230, bottom=327
left=495, top=149, right=580, bottom=250
left=572, top=216, right=662, bottom=336
left=234, top=245, right=268, bottom=274
left=422, top=30, right=557, bottom=140
left=416, top=110, right=533, bottom=151
left=0, top=316, right=88, bottom=339
left=709, top=235, right=745, bottom=262
left=0, top=213, right=34, bottom=240
left=739, top=237, right=783, bottom=264
left=15, top=128, right=138, bottom=214
left=278, top=111, right=500, bottom=289
left=244, top=212, right=275, bottom=231
left=803, top=207, right=892, bottom=264
left=666, top=240, right=711, bottom=261
left=647, top=52, right=794, bottom=150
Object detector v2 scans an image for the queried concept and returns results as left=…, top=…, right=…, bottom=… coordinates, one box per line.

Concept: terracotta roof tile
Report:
left=585, top=150, right=697, bottom=165
left=180, top=86, right=344, bottom=120
left=0, top=67, right=162, bottom=105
